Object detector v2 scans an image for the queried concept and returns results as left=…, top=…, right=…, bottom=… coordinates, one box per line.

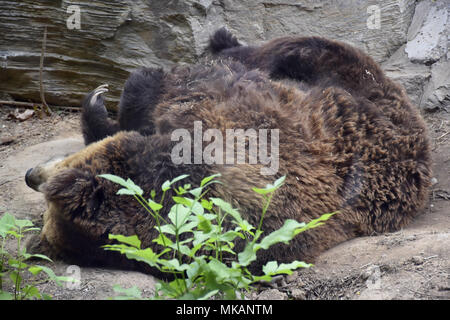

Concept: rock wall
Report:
left=0, top=0, right=448, bottom=111
left=383, top=0, right=449, bottom=111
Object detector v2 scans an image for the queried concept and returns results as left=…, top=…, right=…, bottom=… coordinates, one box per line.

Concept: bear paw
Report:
left=85, top=84, right=109, bottom=112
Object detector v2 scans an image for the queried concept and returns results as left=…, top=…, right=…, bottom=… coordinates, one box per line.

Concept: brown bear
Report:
left=25, top=30, right=432, bottom=276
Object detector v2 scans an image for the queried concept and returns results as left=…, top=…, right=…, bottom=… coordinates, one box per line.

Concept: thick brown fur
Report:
left=26, top=31, right=432, bottom=276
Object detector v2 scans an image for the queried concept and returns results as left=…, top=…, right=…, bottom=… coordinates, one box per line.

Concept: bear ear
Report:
left=42, top=168, right=102, bottom=219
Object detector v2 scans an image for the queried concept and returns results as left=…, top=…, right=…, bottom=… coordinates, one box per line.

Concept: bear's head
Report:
left=24, top=132, right=161, bottom=268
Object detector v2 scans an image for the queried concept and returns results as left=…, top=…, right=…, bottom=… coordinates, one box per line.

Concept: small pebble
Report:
left=411, top=255, right=424, bottom=265
left=290, top=288, right=306, bottom=300
left=256, top=289, right=288, bottom=300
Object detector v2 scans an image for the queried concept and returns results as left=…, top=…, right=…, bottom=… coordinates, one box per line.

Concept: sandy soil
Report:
left=0, top=105, right=448, bottom=300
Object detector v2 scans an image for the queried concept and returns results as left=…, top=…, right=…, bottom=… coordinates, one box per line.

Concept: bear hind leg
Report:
left=81, top=84, right=120, bottom=145
left=118, top=67, right=165, bottom=136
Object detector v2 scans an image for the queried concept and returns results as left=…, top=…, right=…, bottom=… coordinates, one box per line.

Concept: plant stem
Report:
left=0, top=237, right=5, bottom=291
left=254, top=193, right=274, bottom=243
left=14, top=227, right=23, bottom=300
left=216, top=209, right=224, bottom=262
left=133, top=194, right=167, bottom=247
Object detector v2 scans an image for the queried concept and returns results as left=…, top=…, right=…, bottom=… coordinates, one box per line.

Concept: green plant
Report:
left=0, top=213, right=75, bottom=300
left=99, top=173, right=336, bottom=300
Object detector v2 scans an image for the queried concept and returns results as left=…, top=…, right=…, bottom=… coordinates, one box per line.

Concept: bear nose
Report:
left=25, top=168, right=34, bottom=188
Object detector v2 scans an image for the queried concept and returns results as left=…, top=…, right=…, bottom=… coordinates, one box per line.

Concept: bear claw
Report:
left=89, top=84, right=109, bottom=107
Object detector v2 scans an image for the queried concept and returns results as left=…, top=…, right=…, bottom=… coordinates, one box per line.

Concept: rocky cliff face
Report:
left=0, top=0, right=448, bottom=111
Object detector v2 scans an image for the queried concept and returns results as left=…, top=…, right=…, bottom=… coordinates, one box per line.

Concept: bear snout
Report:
left=25, top=157, right=66, bottom=192
left=25, top=167, right=34, bottom=188
left=25, top=167, right=44, bottom=191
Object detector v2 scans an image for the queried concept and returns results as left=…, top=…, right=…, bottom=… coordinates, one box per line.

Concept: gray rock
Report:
left=290, top=288, right=306, bottom=300
left=256, top=288, right=288, bottom=300
left=361, top=264, right=381, bottom=280
left=0, top=0, right=418, bottom=108
left=405, top=1, right=448, bottom=63
left=421, top=59, right=450, bottom=112
left=383, top=45, right=432, bottom=106
left=382, top=1, right=449, bottom=111
left=411, top=255, right=424, bottom=265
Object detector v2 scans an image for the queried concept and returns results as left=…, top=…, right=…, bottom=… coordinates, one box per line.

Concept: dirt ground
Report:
left=0, top=105, right=448, bottom=300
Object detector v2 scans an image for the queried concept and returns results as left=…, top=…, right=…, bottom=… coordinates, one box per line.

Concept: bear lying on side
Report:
left=25, top=30, right=432, bottom=276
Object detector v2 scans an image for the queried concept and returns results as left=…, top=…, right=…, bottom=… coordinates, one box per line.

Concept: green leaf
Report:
left=10, top=270, right=22, bottom=286
left=152, top=233, right=173, bottom=246
left=0, top=213, right=16, bottom=237
left=22, top=285, right=42, bottom=300
left=168, top=204, right=192, bottom=230
left=169, top=243, right=192, bottom=256
left=201, top=199, right=213, bottom=211
left=178, top=221, right=198, bottom=235
left=252, top=175, right=286, bottom=195
left=34, top=265, right=71, bottom=286
left=161, top=181, right=171, bottom=192
left=126, top=178, right=144, bottom=196
left=158, top=278, right=186, bottom=297
left=189, top=187, right=203, bottom=199
left=259, top=219, right=305, bottom=250
left=272, top=175, right=286, bottom=188
left=6, top=230, right=21, bottom=239
left=172, top=197, right=204, bottom=215
left=207, top=260, right=235, bottom=281
left=98, top=174, right=128, bottom=188
left=186, top=260, right=203, bottom=280
left=262, top=261, right=278, bottom=275
left=235, top=219, right=255, bottom=235
left=98, top=175, right=143, bottom=196
left=28, top=266, right=43, bottom=276
left=219, top=230, right=244, bottom=242
left=16, top=219, right=33, bottom=229
left=237, top=242, right=258, bottom=267
left=112, top=284, right=142, bottom=300
left=200, top=173, right=221, bottom=187
left=22, top=227, right=41, bottom=233
left=117, top=188, right=136, bottom=196
left=294, top=212, right=338, bottom=235
left=162, top=174, right=190, bottom=192
left=8, top=258, right=28, bottom=269
left=197, top=215, right=212, bottom=233
left=102, top=243, right=134, bottom=252
left=160, top=259, right=190, bottom=272
left=147, top=199, right=163, bottom=212
left=278, top=261, right=312, bottom=271
left=0, top=291, right=13, bottom=300
left=197, top=289, right=220, bottom=300
left=191, top=231, right=211, bottom=247
left=237, top=219, right=305, bottom=267
left=210, top=198, right=243, bottom=224
left=108, top=234, right=141, bottom=249
left=159, top=224, right=176, bottom=235
left=125, top=248, right=158, bottom=265
left=263, top=260, right=312, bottom=276
left=24, top=253, right=53, bottom=263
